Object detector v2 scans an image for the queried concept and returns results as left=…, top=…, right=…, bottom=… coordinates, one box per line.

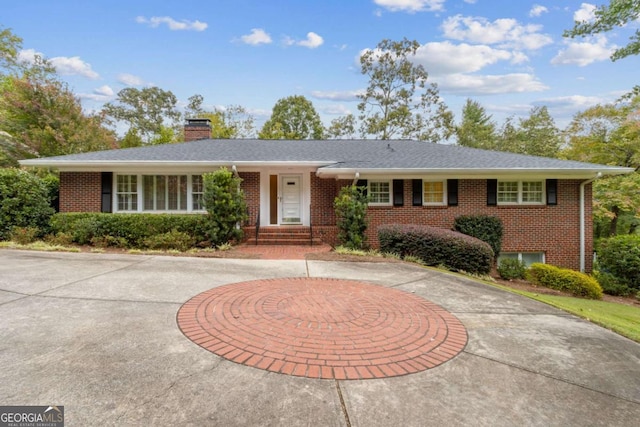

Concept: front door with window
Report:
left=281, top=175, right=301, bottom=224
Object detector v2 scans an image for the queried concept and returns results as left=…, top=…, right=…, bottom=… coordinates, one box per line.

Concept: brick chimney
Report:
left=184, top=118, right=211, bottom=141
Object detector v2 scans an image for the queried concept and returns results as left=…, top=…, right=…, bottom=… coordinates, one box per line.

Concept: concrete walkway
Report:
left=0, top=249, right=638, bottom=426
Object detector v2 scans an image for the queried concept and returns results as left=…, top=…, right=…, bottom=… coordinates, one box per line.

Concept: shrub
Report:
left=143, top=230, right=195, bottom=251
left=0, top=168, right=55, bottom=240
left=51, top=213, right=209, bottom=248
left=497, top=258, right=526, bottom=280
left=592, top=270, right=633, bottom=296
left=334, top=185, right=370, bottom=250
left=202, top=168, right=248, bottom=246
left=596, top=235, right=640, bottom=291
left=378, top=224, right=493, bottom=274
left=10, top=226, right=39, bottom=245
left=526, top=263, right=603, bottom=300
left=453, top=215, right=503, bottom=258
left=44, top=232, right=73, bottom=246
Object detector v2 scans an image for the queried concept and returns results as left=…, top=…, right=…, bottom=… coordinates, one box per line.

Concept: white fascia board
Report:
left=315, top=167, right=634, bottom=180
left=19, top=160, right=335, bottom=172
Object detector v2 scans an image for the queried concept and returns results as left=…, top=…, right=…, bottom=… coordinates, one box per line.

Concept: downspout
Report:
left=580, top=172, right=601, bottom=272
left=352, top=171, right=360, bottom=186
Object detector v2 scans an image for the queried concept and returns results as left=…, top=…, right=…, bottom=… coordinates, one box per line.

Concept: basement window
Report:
left=498, top=252, right=545, bottom=267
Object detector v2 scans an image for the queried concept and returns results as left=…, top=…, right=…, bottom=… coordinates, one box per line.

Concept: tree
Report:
left=326, top=114, right=357, bottom=139
left=0, top=74, right=116, bottom=160
left=497, top=107, right=560, bottom=157
left=102, top=86, right=181, bottom=144
left=334, top=185, right=370, bottom=249
left=0, top=26, right=23, bottom=75
left=563, top=99, right=640, bottom=235
left=202, top=168, right=248, bottom=246
left=357, top=38, right=454, bottom=142
left=204, top=105, right=255, bottom=139
left=564, top=0, right=640, bottom=62
left=456, top=99, right=497, bottom=149
left=259, top=95, right=324, bottom=139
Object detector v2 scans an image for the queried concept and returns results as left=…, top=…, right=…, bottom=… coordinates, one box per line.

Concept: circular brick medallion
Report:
left=177, top=278, right=467, bottom=380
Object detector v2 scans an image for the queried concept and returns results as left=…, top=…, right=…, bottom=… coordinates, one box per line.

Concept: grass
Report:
left=0, top=241, right=80, bottom=252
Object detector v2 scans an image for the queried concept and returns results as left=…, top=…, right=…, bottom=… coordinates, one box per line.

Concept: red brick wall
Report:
left=184, top=125, right=211, bottom=141
left=239, top=172, right=260, bottom=226
left=311, top=178, right=592, bottom=271
left=59, top=172, right=102, bottom=213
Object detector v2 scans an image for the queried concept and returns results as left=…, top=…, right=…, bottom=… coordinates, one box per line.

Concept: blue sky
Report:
left=3, top=0, right=638, bottom=135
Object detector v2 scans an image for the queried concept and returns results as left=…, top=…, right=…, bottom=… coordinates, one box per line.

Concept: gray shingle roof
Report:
left=20, top=139, right=632, bottom=176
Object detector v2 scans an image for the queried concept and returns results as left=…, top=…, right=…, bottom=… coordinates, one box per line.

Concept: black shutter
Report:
left=447, top=179, right=458, bottom=206
left=546, top=179, right=557, bottom=206
left=487, top=179, right=497, bottom=206
left=393, top=179, right=404, bottom=206
left=356, top=179, right=368, bottom=197
left=101, top=172, right=113, bottom=213
left=412, top=179, right=422, bottom=206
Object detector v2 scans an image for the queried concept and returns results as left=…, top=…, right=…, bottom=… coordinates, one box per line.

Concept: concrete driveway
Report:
left=0, top=249, right=638, bottom=426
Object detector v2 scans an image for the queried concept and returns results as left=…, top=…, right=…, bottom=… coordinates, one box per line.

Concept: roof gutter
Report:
left=580, top=173, right=602, bottom=272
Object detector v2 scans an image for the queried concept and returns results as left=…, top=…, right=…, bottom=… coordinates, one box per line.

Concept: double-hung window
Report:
left=117, top=175, right=138, bottom=211
left=498, top=180, right=544, bottom=205
left=115, top=174, right=203, bottom=212
left=192, top=175, right=204, bottom=211
left=423, top=181, right=446, bottom=205
left=369, top=180, right=391, bottom=205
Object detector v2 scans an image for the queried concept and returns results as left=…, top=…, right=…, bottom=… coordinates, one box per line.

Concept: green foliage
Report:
left=357, top=38, right=454, bottom=142
left=0, top=168, right=55, bottom=240
left=44, top=232, right=73, bottom=246
left=202, top=168, right=248, bottom=246
left=596, top=235, right=640, bottom=290
left=564, top=0, right=640, bottom=62
left=593, top=270, right=634, bottom=296
left=10, top=226, right=39, bottom=244
left=333, top=185, right=370, bottom=250
left=378, top=224, right=494, bottom=274
left=456, top=99, right=497, bottom=149
left=102, top=86, right=181, bottom=144
left=0, top=74, right=116, bottom=161
left=526, top=263, right=603, bottom=299
left=259, top=95, right=324, bottom=139
left=497, top=107, right=561, bottom=157
left=326, top=114, right=356, bottom=139
left=51, top=213, right=209, bottom=248
left=498, top=258, right=527, bottom=280
left=142, top=230, right=195, bottom=251
left=453, top=215, right=503, bottom=258
left=119, top=128, right=143, bottom=148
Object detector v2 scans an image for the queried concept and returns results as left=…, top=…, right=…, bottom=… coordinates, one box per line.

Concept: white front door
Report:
left=281, top=175, right=301, bottom=224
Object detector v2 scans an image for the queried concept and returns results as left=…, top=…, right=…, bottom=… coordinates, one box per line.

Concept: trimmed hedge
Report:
left=526, top=263, right=603, bottom=300
left=596, top=235, right=640, bottom=291
left=51, top=213, right=209, bottom=248
left=453, top=215, right=503, bottom=258
left=378, top=224, right=493, bottom=274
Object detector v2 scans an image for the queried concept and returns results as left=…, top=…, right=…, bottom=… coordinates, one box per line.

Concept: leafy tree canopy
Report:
left=259, top=95, right=324, bottom=140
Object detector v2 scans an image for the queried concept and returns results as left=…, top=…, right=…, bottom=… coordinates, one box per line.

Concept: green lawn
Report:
left=489, top=282, right=640, bottom=343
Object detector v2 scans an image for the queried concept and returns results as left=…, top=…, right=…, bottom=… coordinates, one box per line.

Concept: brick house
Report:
left=20, top=119, right=632, bottom=272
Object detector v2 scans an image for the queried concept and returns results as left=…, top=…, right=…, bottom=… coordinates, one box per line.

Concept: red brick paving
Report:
left=232, top=244, right=332, bottom=260
left=177, top=277, right=467, bottom=380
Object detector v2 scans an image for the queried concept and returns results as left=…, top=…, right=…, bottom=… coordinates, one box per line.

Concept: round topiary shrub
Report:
left=0, top=168, right=55, bottom=240
left=378, top=224, right=493, bottom=274
left=526, top=263, right=603, bottom=300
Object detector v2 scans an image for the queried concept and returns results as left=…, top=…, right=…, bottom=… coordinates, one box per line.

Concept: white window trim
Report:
left=499, top=252, right=546, bottom=266
left=114, top=173, right=206, bottom=213
left=497, top=180, right=545, bottom=206
left=368, top=179, right=392, bottom=206
left=423, top=180, right=447, bottom=206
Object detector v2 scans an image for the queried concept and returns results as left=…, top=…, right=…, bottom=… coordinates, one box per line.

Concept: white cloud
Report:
left=574, top=3, right=596, bottom=22
left=297, top=32, right=324, bottom=49
left=94, top=85, right=114, bottom=96
left=412, top=42, right=516, bottom=75
left=535, top=94, right=605, bottom=110
left=441, top=15, right=553, bottom=50
left=18, top=49, right=99, bottom=79
left=551, top=35, right=614, bottom=66
left=311, top=90, right=363, bottom=101
left=529, top=5, right=548, bottom=17
left=135, top=16, right=207, bottom=31
left=240, top=28, right=272, bottom=45
left=322, top=104, right=353, bottom=115
left=117, top=73, right=145, bottom=86
left=435, top=73, right=548, bottom=95
left=373, top=0, right=445, bottom=13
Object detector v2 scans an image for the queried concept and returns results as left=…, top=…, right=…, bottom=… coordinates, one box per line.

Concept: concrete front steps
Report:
left=248, top=226, right=322, bottom=246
